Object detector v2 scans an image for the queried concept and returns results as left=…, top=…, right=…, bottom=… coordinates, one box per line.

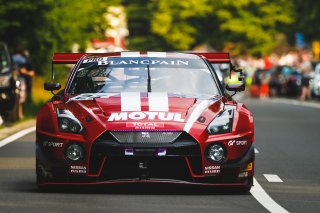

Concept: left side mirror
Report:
left=44, top=82, right=61, bottom=91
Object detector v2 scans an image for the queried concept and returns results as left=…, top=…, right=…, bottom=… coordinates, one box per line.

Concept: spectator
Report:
left=13, top=49, right=35, bottom=104
left=12, top=49, right=27, bottom=119
left=260, top=70, right=270, bottom=98
left=299, top=52, right=312, bottom=101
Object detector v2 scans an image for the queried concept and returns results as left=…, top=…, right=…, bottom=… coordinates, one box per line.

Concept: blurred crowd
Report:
left=234, top=50, right=318, bottom=101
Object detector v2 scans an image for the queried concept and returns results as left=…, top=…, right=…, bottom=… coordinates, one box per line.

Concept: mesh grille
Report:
left=109, top=131, right=182, bottom=144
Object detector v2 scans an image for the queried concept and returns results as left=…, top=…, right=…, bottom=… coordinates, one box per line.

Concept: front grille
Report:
left=100, top=156, right=193, bottom=181
left=109, top=131, right=182, bottom=144
left=89, top=131, right=202, bottom=175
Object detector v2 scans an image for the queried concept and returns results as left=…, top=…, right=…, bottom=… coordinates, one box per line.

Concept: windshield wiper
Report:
left=147, top=64, right=151, bottom=92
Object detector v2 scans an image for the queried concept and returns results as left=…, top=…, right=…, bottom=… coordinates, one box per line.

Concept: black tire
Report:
left=36, top=173, right=45, bottom=191
left=232, top=175, right=253, bottom=194
left=36, top=159, right=49, bottom=192
left=235, top=186, right=252, bottom=194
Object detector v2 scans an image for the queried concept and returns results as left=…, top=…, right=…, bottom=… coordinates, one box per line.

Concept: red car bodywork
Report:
left=36, top=52, right=254, bottom=190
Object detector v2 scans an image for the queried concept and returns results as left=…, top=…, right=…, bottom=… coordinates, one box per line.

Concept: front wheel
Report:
left=235, top=186, right=251, bottom=194
left=235, top=176, right=253, bottom=194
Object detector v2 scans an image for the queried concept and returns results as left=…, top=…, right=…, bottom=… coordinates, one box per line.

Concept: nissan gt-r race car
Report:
left=36, top=51, right=254, bottom=192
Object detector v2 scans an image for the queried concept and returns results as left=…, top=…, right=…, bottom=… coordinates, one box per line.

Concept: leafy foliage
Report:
left=0, top=0, right=110, bottom=75
left=126, top=0, right=294, bottom=55
left=0, top=0, right=319, bottom=76
left=291, top=0, right=320, bottom=42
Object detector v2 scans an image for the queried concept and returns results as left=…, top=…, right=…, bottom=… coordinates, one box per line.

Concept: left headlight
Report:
left=65, top=144, right=85, bottom=162
left=57, top=109, right=83, bottom=133
left=207, top=108, right=234, bottom=134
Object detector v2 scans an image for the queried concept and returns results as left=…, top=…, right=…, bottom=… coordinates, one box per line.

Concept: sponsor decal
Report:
left=70, top=165, right=86, bottom=174
left=204, top=165, right=220, bottom=174
left=43, top=141, right=63, bottom=148
left=82, top=57, right=108, bottom=63
left=141, top=132, right=150, bottom=138
left=227, top=140, right=248, bottom=146
left=108, top=111, right=185, bottom=122
left=83, top=57, right=190, bottom=66
left=126, top=122, right=164, bottom=130
left=68, top=93, right=116, bottom=101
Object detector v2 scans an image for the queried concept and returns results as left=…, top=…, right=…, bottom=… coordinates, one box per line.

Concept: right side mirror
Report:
left=226, top=65, right=246, bottom=92
left=44, top=82, right=61, bottom=91
left=226, top=83, right=245, bottom=92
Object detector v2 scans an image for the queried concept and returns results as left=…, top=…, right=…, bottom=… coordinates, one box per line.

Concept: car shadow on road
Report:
left=21, top=181, right=251, bottom=195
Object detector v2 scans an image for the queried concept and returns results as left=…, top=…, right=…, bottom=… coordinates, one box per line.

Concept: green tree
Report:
left=124, top=0, right=171, bottom=51
left=211, top=0, right=294, bottom=55
left=150, top=0, right=212, bottom=50
left=0, top=0, right=113, bottom=75
left=125, top=0, right=294, bottom=55
left=290, top=0, right=320, bottom=43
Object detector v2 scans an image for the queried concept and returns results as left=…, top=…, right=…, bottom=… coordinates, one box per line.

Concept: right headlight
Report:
left=207, top=109, right=234, bottom=134
left=57, top=109, right=83, bottom=133
left=206, top=144, right=227, bottom=163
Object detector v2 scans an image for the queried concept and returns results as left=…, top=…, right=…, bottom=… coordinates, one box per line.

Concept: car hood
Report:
left=65, top=92, right=223, bottom=132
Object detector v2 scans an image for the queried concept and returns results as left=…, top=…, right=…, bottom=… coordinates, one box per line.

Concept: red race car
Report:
left=36, top=52, right=254, bottom=191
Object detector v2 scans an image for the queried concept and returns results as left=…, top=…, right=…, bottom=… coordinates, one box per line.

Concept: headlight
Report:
left=65, top=144, right=84, bottom=162
left=207, top=109, right=234, bottom=134
left=206, top=144, right=227, bottom=163
left=57, top=109, right=83, bottom=133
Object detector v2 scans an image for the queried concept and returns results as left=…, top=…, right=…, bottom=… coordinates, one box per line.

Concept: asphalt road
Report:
left=0, top=98, right=319, bottom=213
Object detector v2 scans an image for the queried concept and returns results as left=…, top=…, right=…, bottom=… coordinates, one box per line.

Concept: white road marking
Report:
left=251, top=177, right=289, bottom=213
left=148, top=92, right=169, bottom=111
left=121, top=92, right=141, bottom=111
left=255, top=148, right=259, bottom=153
left=264, top=174, right=283, bottom=182
left=0, top=126, right=36, bottom=148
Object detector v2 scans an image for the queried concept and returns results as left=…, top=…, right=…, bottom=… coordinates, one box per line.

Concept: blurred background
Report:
left=1, top=0, right=320, bottom=124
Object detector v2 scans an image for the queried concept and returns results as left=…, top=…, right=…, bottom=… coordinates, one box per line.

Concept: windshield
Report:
left=68, top=56, right=220, bottom=97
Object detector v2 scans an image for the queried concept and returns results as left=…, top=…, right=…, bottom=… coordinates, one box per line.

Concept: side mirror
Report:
left=226, top=83, right=245, bottom=92
left=226, top=65, right=246, bottom=92
left=44, top=82, right=61, bottom=91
